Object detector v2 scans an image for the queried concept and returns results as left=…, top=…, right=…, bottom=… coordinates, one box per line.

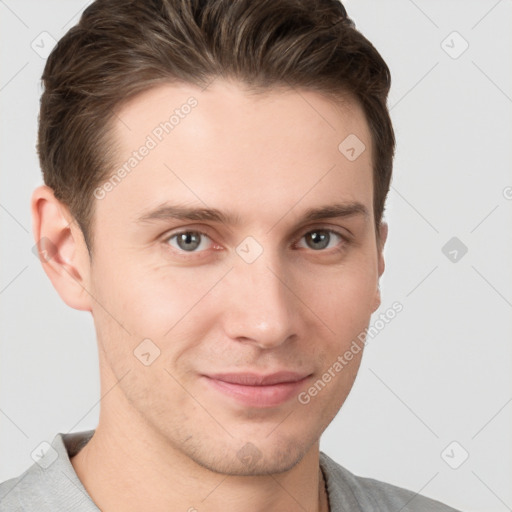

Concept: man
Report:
left=0, top=0, right=461, bottom=510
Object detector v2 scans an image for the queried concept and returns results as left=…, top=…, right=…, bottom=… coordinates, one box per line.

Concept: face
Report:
left=85, top=80, right=384, bottom=475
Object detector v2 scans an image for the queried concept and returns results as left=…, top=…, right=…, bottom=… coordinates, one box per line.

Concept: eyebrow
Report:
left=135, top=201, right=369, bottom=226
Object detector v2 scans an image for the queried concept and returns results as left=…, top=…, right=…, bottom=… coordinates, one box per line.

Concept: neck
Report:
left=70, top=400, right=328, bottom=512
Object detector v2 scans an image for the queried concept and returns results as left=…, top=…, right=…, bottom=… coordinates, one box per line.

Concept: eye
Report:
left=296, top=229, right=347, bottom=251
left=165, top=230, right=213, bottom=253
left=162, top=227, right=349, bottom=257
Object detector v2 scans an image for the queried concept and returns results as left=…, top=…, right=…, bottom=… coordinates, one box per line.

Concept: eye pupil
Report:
left=177, top=232, right=201, bottom=251
left=306, top=231, right=330, bottom=250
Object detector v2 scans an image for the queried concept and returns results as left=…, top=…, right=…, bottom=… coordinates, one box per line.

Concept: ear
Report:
left=372, top=221, right=388, bottom=313
left=31, top=185, right=93, bottom=312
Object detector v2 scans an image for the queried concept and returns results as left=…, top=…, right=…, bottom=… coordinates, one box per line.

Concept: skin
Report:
left=31, top=79, right=387, bottom=512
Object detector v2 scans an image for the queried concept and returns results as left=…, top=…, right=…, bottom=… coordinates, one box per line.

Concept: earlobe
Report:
left=372, top=285, right=381, bottom=313
left=372, top=221, right=388, bottom=313
left=378, top=221, right=388, bottom=279
left=31, top=185, right=92, bottom=312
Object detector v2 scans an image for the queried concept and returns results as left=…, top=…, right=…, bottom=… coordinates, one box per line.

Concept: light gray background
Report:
left=1, top=1, right=511, bottom=511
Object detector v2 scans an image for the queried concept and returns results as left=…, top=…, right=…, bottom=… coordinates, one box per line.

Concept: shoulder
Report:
left=0, top=430, right=97, bottom=512
left=319, top=451, right=463, bottom=512
left=0, top=466, right=41, bottom=511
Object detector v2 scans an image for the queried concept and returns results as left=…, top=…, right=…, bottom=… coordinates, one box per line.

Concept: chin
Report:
left=183, top=431, right=314, bottom=476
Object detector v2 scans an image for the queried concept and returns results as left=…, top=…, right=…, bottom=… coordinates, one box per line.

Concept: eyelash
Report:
left=162, top=227, right=351, bottom=259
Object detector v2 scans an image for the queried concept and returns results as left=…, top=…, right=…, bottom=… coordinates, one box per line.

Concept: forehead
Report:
left=98, top=80, right=373, bottom=227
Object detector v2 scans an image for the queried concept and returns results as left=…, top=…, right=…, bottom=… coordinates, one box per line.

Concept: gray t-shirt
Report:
left=0, top=430, right=461, bottom=511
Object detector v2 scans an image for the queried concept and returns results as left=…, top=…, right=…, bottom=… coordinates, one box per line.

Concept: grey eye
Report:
left=303, top=230, right=335, bottom=250
left=167, top=231, right=210, bottom=252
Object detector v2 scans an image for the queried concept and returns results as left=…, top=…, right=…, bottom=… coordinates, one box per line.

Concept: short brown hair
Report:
left=38, top=0, right=395, bottom=254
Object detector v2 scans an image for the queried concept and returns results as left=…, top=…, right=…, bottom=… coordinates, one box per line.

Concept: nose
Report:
left=220, top=249, right=300, bottom=350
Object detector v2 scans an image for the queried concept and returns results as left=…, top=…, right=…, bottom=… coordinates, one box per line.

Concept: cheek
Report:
left=93, top=246, right=221, bottom=330
left=301, top=260, right=378, bottom=338
left=126, top=265, right=231, bottom=336
left=90, top=257, right=232, bottom=377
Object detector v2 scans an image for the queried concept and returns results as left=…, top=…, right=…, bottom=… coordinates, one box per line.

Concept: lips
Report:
left=201, top=371, right=312, bottom=407
left=206, top=371, right=310, bottom=386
